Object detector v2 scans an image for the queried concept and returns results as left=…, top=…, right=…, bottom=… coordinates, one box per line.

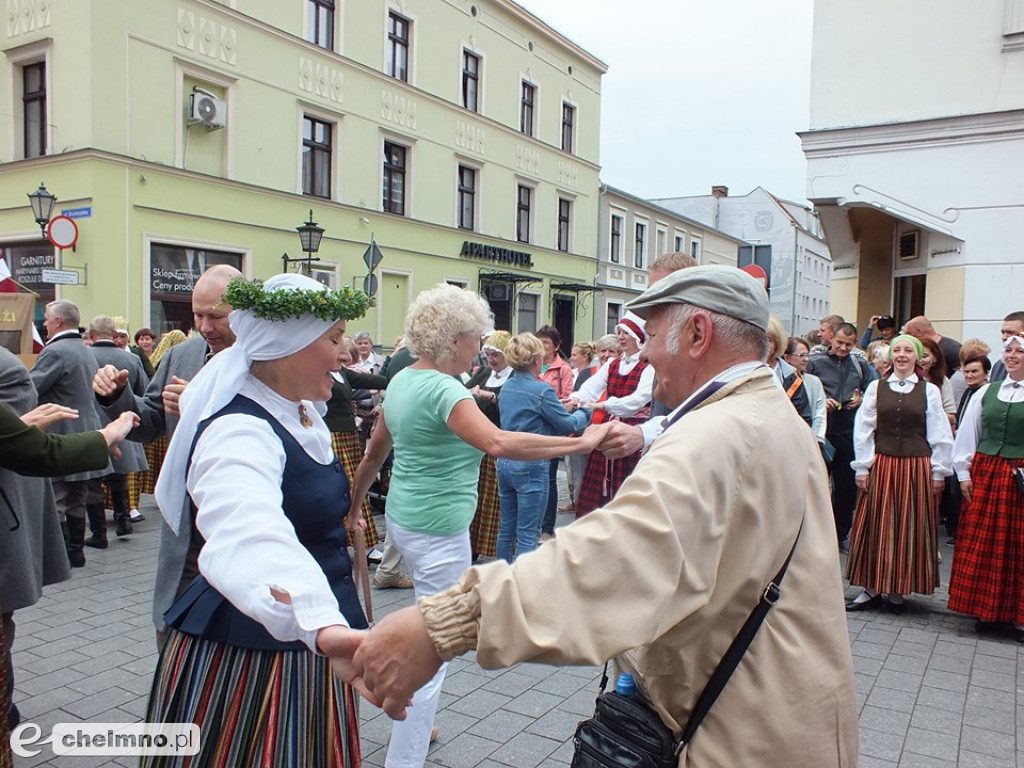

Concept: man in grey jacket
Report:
left=31, top=299, right=111, bottom=567
left=93, top=264, right=241, bottom=644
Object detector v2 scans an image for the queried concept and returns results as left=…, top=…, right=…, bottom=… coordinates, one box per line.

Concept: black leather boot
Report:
left=84, top=503, right=108, bottom=549
left=109, top=476, right=133, bottom=537
left=65, top=516, right=87, bottom=567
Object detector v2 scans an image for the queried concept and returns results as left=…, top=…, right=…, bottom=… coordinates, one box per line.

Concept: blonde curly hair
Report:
left=404, top=284, right=494, bottom=362
left=505, top=333, right=544, bottom=371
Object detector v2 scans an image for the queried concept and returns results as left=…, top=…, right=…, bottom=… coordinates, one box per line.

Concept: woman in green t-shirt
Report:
left=347, top=284, right=608, bottom=768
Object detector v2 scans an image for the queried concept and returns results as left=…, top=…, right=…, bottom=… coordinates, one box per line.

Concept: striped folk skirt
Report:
left=845, top=454, right=940, bottom=595
left=470, top=454, right=500, bottom=558
left=331, top=431, right=380, bottom=548
left=948, top=452, right=1024, bottom=624
left=140, top=437, right=169, bottom=496
left=142, top=630, right=361, bottom=768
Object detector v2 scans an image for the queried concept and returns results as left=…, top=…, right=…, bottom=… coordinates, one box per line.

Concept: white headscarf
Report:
left=155, top=273, right=340, bottom=533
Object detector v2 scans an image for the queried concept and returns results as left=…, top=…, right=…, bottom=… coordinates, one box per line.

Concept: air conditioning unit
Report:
left=188, top=89, right=226, bottom=130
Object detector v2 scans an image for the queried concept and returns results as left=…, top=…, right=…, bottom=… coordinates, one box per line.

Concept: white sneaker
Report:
left=367, top=547, right=383, bottom=564
left=130, top=509, right=145, bottom=522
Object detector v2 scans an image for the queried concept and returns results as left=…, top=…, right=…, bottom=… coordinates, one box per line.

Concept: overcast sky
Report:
left=515, top=0, right=815, bottom=204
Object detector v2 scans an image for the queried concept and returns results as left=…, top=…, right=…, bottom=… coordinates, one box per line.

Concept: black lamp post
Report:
left=282, top=209, right=325, bottom=275
left=27, top=183, right=57, bottom=237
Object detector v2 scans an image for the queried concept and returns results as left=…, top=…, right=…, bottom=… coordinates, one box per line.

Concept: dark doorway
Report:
left=553, top=295, right=575, bottom=355
left=894, top=274, right=926, bottom=329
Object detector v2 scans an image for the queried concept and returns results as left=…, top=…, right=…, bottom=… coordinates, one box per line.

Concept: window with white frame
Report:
left=302, top=116, right=332, bottom=198
left=557, top=198, right=572, bottom=252
left=610, top=214, right=623, bottom=264
left=656, top=228, right=667, bottom=258
left=674, top=234, right=684, bottom=253
left=634, top=221, right=647, bottom=269
left=22, top=61, right=46, bottom=159
left=606, top=301, right=622, bottom=335
left=561, top=102, right=575, bottom=153
left=462, top=50, right=480, bottom=112
left=387, top=12, right=410, bottom=81
left=383, top=141, right=408, bottom=215
left=517, top=293, right=538, bottom=332
left=305, top=0, right=334, bottom=50
left=516, top=184, right=532, bottom=243
left=691, top=239, right=701, bottom=262
left=520, top=81, right=535, bottom=136
left=457, top=164, right=476, bottom=231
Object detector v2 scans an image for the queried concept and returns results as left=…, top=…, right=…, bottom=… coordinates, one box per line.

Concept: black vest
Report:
left=875, top=379, right=931, bottom=458
left=165, top=394, right=368, bottom=650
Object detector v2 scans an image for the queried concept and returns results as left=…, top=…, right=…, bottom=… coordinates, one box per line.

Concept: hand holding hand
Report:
left=162, top=376, right=190, bottom=417
left=599, top=421, right=645, bottom=459
left=960, top=479, right=973, bottom=505
left=353, top=605, right=443, bottom=720
left=21, top=403, right=79, bottom=431
left=932, top=478, right=945, bottom=494
left=93, top=365, right=129, bottom=397
left=576, top=421, right=613, bottom=454
left=316, top=625, right=379, bottom=706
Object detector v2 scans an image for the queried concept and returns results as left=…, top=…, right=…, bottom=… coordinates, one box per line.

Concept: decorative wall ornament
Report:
left=381, top=89, right=417, bottom=130
left=455, top=119, right=485, bottom=154
left=515, top=143, right=539, bottom=175
left=299, top=58, right=344, bottom=104
left=7, top=0, right=51, bottom=38
left=556, top=161, right=578, bottom=189
left=177, top=7, right=237, bottom=65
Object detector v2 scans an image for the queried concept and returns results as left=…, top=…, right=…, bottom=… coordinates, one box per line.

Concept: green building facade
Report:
left=1, top=0, right=606, bottom=350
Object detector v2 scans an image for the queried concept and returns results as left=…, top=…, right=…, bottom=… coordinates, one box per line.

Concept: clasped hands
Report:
left=318, top=605, right=444, bottom=720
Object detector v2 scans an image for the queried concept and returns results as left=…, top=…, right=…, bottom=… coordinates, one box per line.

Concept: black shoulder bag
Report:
left=570, top=525, right=802, bottom=768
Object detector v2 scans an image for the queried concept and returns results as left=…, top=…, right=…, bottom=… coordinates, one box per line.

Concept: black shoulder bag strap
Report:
left=678, top=520, right=804, bottom=749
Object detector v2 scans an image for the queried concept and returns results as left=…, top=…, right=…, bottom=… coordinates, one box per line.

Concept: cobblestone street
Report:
left=9, top=491, right=1024, bottom=767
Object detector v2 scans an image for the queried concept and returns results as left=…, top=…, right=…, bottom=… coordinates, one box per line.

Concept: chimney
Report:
left=711, top=185, right=729, bottom=198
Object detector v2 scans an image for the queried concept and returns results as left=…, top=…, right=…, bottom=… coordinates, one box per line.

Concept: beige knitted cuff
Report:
left=418, top=586, right=481, bottom=661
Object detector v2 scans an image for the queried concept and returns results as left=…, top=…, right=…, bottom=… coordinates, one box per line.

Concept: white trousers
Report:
left=383, top=516, right=471, bottom=768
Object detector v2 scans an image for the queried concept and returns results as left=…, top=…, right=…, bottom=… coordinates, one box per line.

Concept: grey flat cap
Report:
left=625, top=265, right=769, bottom=330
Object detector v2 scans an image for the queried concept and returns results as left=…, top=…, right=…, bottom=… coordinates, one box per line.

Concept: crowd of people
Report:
left=3, top=255, right=1023, bottom=767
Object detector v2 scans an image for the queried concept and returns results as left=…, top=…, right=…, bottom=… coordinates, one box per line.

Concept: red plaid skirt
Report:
left=845, top=454, right=939, bottom=595
left=331, top=431, right=380, bottom=547
left=470, top=455, right=500, bottom=558
left=948, top=452, right=1024, bottom=623
left=103, top=472, right=142, bottom=512
left=575, top=448, right=642, bottom=518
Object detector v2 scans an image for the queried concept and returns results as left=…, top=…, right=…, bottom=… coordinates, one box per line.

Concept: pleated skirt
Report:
left=575, top=449, right=642, bottom=518
left=845, top=454, right=939, bottom=595
left=331, top=431, right=380, bottom=548
left=470, top=454, right=500, bottom=558
left=140, top=437, right=169, bottom=496
left=142, top=630, right=361, bottom=768
left=948, top=452, right=1024, bottom=623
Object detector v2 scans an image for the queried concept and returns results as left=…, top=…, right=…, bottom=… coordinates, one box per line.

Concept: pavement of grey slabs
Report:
left=9, top=491, right=1024, bottom=767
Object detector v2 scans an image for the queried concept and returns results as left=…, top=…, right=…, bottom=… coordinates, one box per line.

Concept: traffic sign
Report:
left=362, top=240, right=384, bottom=271
left=41, top=269, right=80, bottom=285
left=363, top=273, right=378, bottom=297
left=46, top=215, right=79, bottom=249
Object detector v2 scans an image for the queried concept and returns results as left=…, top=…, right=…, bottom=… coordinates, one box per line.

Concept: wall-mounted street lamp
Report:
left=282, top=209, right=325, bottom=275
left=27, top=182, right=57, bottom=237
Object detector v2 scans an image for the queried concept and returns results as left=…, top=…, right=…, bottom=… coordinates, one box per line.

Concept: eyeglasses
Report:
left=787, top=352, right=809, bottom=359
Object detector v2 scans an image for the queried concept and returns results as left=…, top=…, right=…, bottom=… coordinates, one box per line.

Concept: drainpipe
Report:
left=791, top=222, right=799, bottom=333
left=596, top=183, right=607, bottom=339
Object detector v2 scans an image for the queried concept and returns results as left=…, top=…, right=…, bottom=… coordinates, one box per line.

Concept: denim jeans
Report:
left=541, top=458, right=560, bottom=535
left=496, top=458, right=549, bottom=562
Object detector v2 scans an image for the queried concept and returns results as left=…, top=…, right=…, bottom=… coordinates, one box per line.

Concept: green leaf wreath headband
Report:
left=222, top=277, right=370, bottom=321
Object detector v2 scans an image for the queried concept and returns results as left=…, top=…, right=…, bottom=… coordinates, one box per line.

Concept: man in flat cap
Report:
left=335, top=266, right=858, bottom=766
